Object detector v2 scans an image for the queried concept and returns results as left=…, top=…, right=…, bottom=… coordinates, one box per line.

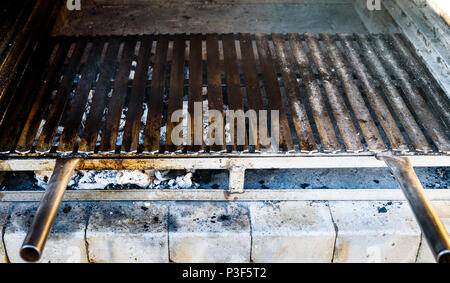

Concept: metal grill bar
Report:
left=99, top=37, right=137, bottom=153
left=0, top=0, right=60, bottom=120
left=58, top=39, right=105, bottom=152
left=35, top=38, right=88, bottom=153
left=0, top=33, right=449, bottom=157
left=272, top=34, right=317, bottom=152
left=223, top=34, right=247, bottom=152
left=321, top=34, right=386, bottom=152
left=239, top=34, right=266, bottom=152
left=389, top=34, right=450, bottom=129
left=305, top=34, right=363, bottom=152
left=0, top=38, right=56, bottom=153
left=356, top=35, right=432, bottom=152
left=122, top=36, right=153, bottom=153
left=78, top=38, right=121, bottom=153
left=206, top=34, right=226, bottom=152
left=371, top=35, right=450, bottom=153
left=256, top=34, right=295, bottom=152
left=166, top=35, right=186, bottom=153
left=289, top=34, right=340, bottom=152
left=15, top=40, right=72, bottom=153
left=337, top=34, right=409, bottom=151
left=144, top=35, right=170, bottom=153
left=187, top=34, right=204, bottom=153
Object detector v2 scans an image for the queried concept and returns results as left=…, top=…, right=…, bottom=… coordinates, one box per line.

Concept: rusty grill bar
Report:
left=0, top=33, right=449, bottom=156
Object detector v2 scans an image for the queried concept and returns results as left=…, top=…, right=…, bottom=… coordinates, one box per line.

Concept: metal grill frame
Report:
left=0, top=28, right=449, bottom=263
left=0, top=33, right=449, bottom=159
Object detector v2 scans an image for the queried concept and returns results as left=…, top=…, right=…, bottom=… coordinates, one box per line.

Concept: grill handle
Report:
left=381, top=155, right=450, bottom=263
left=20, top=158, right=81, bottom=262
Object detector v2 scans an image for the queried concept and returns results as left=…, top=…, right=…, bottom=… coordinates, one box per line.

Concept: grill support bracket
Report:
left=380, top=154, right=450, bottom=263
left=19, top=158, right=81, bottom=262
left=228, top=166, right=246, bottom=194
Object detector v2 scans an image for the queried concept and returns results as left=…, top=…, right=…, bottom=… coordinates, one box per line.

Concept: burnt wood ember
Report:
left=0, top=33, right=449, bottom=156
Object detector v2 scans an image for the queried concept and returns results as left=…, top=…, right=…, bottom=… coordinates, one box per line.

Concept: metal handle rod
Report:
left=381, top=155, right=450, bottom=263
left=20, top=158, right=81, bottom=262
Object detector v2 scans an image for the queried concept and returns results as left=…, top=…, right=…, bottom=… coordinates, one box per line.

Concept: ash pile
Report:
left=35, top=170, right=202, bottom=190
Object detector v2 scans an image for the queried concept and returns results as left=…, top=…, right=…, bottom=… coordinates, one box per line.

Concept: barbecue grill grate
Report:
left=0, top=33, right=449, bottom=156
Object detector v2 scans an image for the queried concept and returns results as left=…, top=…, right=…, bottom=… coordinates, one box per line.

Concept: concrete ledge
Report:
left=416, top=201, right=450, bottom=263
left=86, top=201, right=168, bottom=263
left=1, top=199, right=446, bottom=263
left=330, top=201, right=421, bottom=263
left=4, top=202, right=89, bottom=263
left=169, top=202, right=251, bottom=263
left=249, top=201, right=335, bottom=263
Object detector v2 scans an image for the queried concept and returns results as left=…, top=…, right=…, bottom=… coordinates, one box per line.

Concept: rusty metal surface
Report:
left=19, top=158, right=81, bottom=262
left=289, top=34, right=340, bottom=152
left=121, top=36, right=153, bottom=153
left=321, top=34, right=386, bottom=152
left=0, top=33, right=449, bottom=158
left=206, top=34, right=226, bottom=152
left=166, top=35, right=186, bottom=153
left=255, top=34, right=294, bottom=152
left=99, top=37, right=137, bottom=153
left=272, top=34, right=317, bottom=152
left=187, top=34, right=204, bottom=153
left=0, top=0, right=62, bottom=121
left=381, top=155, right=450, bottom=262
left=78, top=38, right=121, bottom=153
left=1, top=155, right=449, bottom=172
left=144, top=35, right=169, bottom=153
left=223, top=34, right=246, bottom=152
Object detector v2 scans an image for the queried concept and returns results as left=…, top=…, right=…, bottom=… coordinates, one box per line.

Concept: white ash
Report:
left=52, top=126, right=64, bottom=146
left=159, top=125, right=167, bottom=145
left=147, top=66, right=153, bottom=80
left=139, top=103, right=148, bottom=145
left=141, top=103, right=148, bottom=125
left=203, top=98, right=209, bottom=145
left=176, top=172, right=194, bottom=189
left=35, top=171, right=53, bottom=188
left=154, top=170, right=168, bottom=182
left=118, top=170, right=154, bottom=188
left=115, top=107, right=128, bottom=146
left=129, top=61, right=137, bottom=80
left=80, top=89, right=95, bottom=129
left=151, top=170, right=199, bottom=190
left=34, top=169, right=199, bottom=190
left=68, top=170, right=119, bottom=190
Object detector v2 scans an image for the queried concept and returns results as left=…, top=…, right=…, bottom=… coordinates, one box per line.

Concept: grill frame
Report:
left=1, top=2, right=449, bottom=263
